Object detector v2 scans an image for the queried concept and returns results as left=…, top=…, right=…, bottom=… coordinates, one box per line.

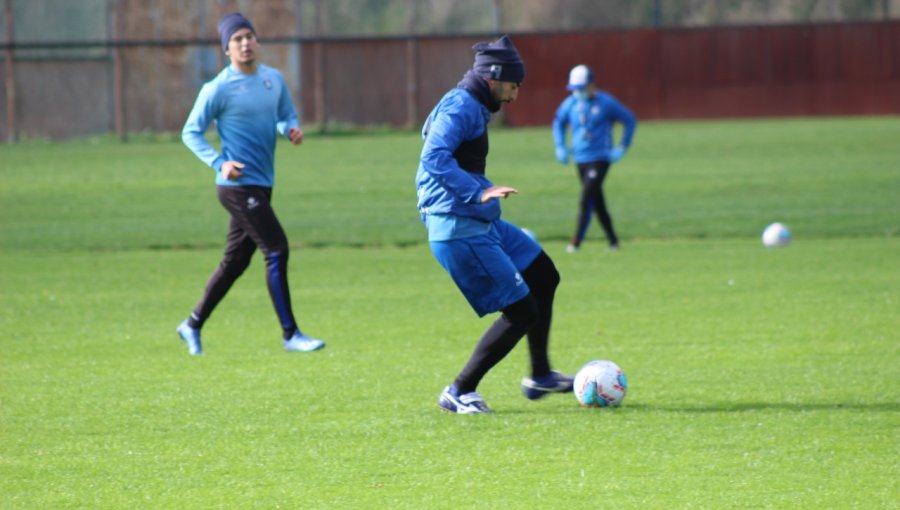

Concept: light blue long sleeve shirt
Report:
left=182, top=63, right=299, bottom=187
left=552, top=90, right=637, bottom=164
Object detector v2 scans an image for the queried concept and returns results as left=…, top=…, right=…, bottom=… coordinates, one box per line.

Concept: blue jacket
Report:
left=552, top=90, right=637, bottom=164
left=182, top=63, right=300, bottom=187
left=416, top=88, right=500, bottom=224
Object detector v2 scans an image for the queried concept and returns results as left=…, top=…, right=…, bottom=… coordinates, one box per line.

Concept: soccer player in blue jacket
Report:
left=176, top=13, right=325, bottom=355
left=417, top=35, right=573, bottom=414
left=553, top=64, right=637, bottom=252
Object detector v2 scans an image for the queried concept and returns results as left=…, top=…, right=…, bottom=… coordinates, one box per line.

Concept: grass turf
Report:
left=1, top=117, right=898, bottom=508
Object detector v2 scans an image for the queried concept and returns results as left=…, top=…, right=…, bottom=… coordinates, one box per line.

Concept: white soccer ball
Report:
left=761, top=222, right=791, bottom=248
left=574, top=360, right=627, bottom=407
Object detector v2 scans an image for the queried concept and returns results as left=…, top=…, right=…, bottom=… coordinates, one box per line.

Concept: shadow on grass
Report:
left=609, top=401, right=898, bottom=413
left=500, top=401, right=898, bottom=415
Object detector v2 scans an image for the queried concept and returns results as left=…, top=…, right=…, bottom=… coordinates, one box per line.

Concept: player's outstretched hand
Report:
left=481, top=185, right=519, bottom=203
left=288, top=128, right=304, bottom=145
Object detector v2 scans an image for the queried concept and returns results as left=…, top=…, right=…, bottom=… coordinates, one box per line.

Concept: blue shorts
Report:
left=430, top=219, right=542, bottom=317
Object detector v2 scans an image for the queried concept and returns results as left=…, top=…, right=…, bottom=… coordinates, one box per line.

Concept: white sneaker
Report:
left=283, top=331, right=325, bottom=352
left=438, top=386, right=493, bottom=414
left=176, top=320, right=203, bottom=356
left=566, top=244, right=578, bottom=253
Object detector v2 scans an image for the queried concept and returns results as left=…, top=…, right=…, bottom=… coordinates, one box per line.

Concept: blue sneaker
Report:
left=283, top=330, right=325, bottom=352
left=521, top=370, right=574, bottom=400
left=438, top=386, right=493, bottom=414
left=176, top=320, right=203, bottom=356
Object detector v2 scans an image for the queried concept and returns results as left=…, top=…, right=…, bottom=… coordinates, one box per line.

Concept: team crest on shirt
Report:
left=263, top=79, right=273, bottom=89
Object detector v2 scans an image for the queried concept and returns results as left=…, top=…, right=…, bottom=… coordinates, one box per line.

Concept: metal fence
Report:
left=2, top=0, right=899, bottom=141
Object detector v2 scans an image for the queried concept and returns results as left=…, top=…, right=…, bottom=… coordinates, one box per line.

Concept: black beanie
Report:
left=218, top=12, right=255, bottom=52
left=472, top=35, right=525, bottom=84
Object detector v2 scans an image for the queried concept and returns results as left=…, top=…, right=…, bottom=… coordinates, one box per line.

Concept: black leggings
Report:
left=454, top=251, right=561, bottom=394
left=573, top=161, right=618, bottom=247
left=190, top=186, right=298, bottom=337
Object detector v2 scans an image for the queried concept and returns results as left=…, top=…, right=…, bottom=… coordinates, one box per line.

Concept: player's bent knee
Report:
left=264, top=247, right=290, bottom=263
left=523, top=252, right=560, bottom=293
left=220, top=255, right=253, bottom=278
left=502, top=294, right=539, bottom=329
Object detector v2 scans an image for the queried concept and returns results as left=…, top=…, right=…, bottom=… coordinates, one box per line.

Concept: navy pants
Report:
left=191, top=185, right=297, bottom=337
left=572, top=161, right=618, bottom=247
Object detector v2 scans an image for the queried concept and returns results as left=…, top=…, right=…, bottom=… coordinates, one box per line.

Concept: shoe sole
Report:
left=521, top=381, right=573, bottom=400
left=438, top=396, right=492, bottom=414
left=523, top=388, right=550, bottom=400
left=284, top=342, right=325, bottom=353
left=438, top=405, right=492, bottom=415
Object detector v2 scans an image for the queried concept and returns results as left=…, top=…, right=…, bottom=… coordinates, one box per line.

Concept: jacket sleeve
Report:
left=608, top=97, right=637, bottom=149
left=552, top=98, right=571, bottom=150
left=419, top=100, right=486, bottom=205
left=274, top=71, right=300, bottom=137
left=182, top=82, right=224, bottom=172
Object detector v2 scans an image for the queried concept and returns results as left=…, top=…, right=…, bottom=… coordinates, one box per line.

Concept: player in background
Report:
left=552, top=64, right=637, bottom=253
left=176, top=12, right=325, bottom=355
left=416, top=35, right=573, bottom=414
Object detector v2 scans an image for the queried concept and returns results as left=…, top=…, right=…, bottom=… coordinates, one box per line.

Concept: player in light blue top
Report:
left=182, top=60, right=298, bottom=188
left=176, top=12, right=325, bottom=356
left=553, top=64, right=637, bottom=252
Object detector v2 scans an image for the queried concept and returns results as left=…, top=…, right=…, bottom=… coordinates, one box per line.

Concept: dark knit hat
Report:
left=472, top=35, right=525, bottom=84
left=218, top=12, right=255, bottom=52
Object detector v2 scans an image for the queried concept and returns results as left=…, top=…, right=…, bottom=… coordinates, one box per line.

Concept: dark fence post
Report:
left=4, top=0, right=15, bottom=143
left=313, top=39, right=325, bottom=130
left=405, top=37, right=418, bottom=129
left=111, top=0, right=126, bottom=141
left=313, top=0, right=326, bottom=131
left=404, top=0, right=418, bottom=128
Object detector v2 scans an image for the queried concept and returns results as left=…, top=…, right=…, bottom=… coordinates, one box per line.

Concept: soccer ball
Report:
left=761, top=222, right=791, bottom=248
left=574, top=360, right=627, bottom=407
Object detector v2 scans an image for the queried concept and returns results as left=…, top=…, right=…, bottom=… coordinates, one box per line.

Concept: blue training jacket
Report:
left=415, top=88, right=500, bottom=223
left=552, top=90, right=637, bottom=164
left=182, top=63, right=300, bottom=187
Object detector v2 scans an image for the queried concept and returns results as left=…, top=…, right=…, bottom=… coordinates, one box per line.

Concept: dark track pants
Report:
left=191, top=185, right=297, bottom=337
left=572, top=161, right=618, bottom=247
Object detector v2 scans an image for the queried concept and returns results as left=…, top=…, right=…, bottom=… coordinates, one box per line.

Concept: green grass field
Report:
left=1, top=117, right=898, bottom=509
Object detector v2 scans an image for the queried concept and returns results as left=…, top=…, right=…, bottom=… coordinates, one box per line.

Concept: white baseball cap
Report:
left=566, top=64, right=594, bottom=90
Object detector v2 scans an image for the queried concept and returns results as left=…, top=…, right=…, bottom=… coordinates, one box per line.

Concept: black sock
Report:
left=454, top=295, right=539, bottom=394
left=521, top=252, right=560, bottom=378
left=186, top=313, right=203, bottom=330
